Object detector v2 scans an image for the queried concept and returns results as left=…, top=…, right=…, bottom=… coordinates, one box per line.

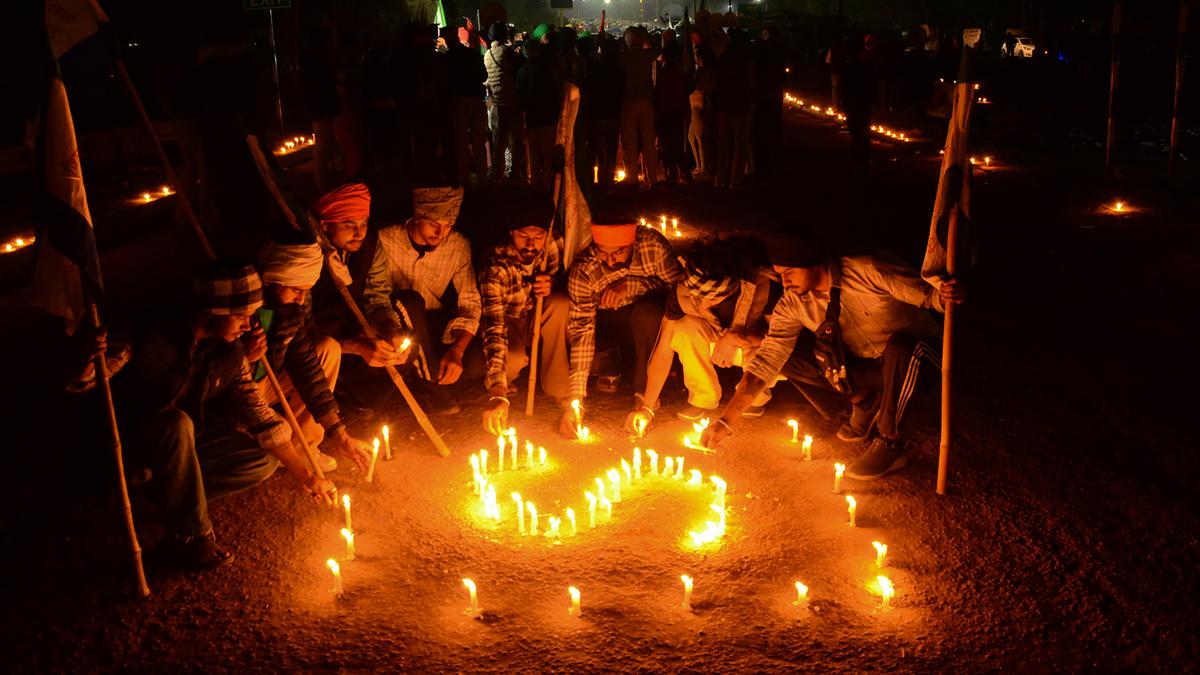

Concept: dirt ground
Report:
left=3, top=102, right=1199, bottom=672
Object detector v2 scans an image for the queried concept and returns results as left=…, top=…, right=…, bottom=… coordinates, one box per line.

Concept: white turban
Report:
left=260, top=242, right=324, bottom=290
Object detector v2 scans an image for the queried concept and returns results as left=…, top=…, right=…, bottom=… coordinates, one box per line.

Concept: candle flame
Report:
left=688, top=469, right=702, bottom=486
left=787, top=419, right=799, bottom=440
left=382, top=424, right=389, bottom=440
left=873, top=541, right=888, bottom=567
left=681, top=574, right=693, bottom=591
left=835, top=462, right=846, bottom=477
left=342, top=494, right=351, bottom=510
left=141, top=192, right=152, bottom=202
left=1114, top=200, right=1125, bottom=212
left=795, top=581, right=809, bottom=603
left=400, top=337, right=412, bottom=350
left=327, top=558, right=340, bottom=574
left=877, top=575, right=894, bottom=607
left=463, top=578, right=476, bottom=594
left=341, top=528, right=354, bottom=546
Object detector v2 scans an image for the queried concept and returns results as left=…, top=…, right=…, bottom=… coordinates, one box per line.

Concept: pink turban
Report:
left=313, top=182, right=371, bottom=224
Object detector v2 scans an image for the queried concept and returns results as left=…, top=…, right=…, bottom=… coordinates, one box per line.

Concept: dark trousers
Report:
left=779, top=331, right=919, bottom=439
left=136, top=409, right=279, bottom=538
left=658, top=113, right=688, bottom=181
left=595, top=291, right=667, bottom=392
left=846, top=111, right=872, bottom=163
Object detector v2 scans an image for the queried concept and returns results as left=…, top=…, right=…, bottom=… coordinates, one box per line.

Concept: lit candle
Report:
left=526, top=441, right=535, bottom=469
left=568, top=586, right=582, bottom=617
left=470, top=454, right=482, bottom=495
left=566, top=508, right=577, bottom=536
left=607, top=469, right=622, bottom=502
left=594, top=477, right=606, bottom=504
left=633, top=448, right=642, bottom=480
left=496, top=436, right=506, bottom=471
left=872, top=541, right=888, bottom=568
left=366, top=438, right=380, bottom=482
left=340, top=527, right=355, bottom=561
left=710, top=476, right=727, bottom=508
left=382, top=424, right=391, bottom=460
left=793, top=581, right=809, bottom=608
left=788, top=419, right=799, bottom=443
left=621, top=459, right=632, bottom=484
left=539, top=446, right=546, bottom=466
left=833, top=462, right=845, bottom=494
left=160, top=185, right=171, bottom=195
left=571, top=399, right=582, bottom=426
left=547, top=516, right=561, bottom=538
left=512, top=493, right=525, bottom=534
left=616, top=169, right=626, bottom=182
left=600, top=496, right=613, bottom=520
left=527, top=502, right=539, bottom=536
left=647, top=449, right=659, bottom=476
left=634, top=415, right=647, bottom=438
left=671, top=217, right=679, bottom=229
left=585, top=492, right=597, bottom=528
left=1114, top=200, right=1126, bottom=213
left=877, top=575, right=894, bottom=610
left=510, top=441, right=517, bottom=471
left=846, top=495, right=857, bottom=527
left=463, top=578, right=480, bottom=617
left=711, top=503, right=726, bottom=531
left=141, top=192, right=152, bottom=202
left=802, top=435, right=813, bottom=461
left=681, top=574, right=694, bottom=611
left=674, top=456, right=684, bottom=480
left=486, top=485, right=500, bottom=520
left=480, top=449, right=489, bottom=477
left=577, top=426, right=590, bottom=442
left=327, top=558, right=342, bottom=595
left=664, top=456, right=674, bottom=478
left=688, top=469, right=702, bottom=486
left=594, top=165, right=599, bottom=182
left=342, top=494, right=353, bottom=531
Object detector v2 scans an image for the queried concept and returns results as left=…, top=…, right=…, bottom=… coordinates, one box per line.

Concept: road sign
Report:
left=244, top=0, right=291, bottom=10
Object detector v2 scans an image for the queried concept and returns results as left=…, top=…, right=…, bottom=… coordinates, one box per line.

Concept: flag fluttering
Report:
left=555, top=84, right=592, bottom=269
left=45, top=0, right=108, bottom=59
left=922, top=77, right=974, bottom=287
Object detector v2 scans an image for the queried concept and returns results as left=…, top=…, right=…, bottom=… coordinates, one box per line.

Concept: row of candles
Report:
left=275, top=134, right=316, bottom=156
left=639, top=215, right=685, bottom=239
left=470, top=428, right=730, bottom=548
left=134, top=185, right=174, bottom=205
left=324, top=425, right=392, bottom=595
left=1, top=235, right=34, bottom=254
left=782, top=92, right=914, bottom=144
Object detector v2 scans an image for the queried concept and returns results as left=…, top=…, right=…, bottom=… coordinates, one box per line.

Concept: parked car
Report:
left=1002, top=36, right=1036, bottom=58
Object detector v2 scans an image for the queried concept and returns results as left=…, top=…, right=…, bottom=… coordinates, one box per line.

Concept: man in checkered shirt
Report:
left=377, top=186, right=481, bottom=414
left=478, top=191, right=570, bottom=434
left=560, top=214, right=683, bottom=437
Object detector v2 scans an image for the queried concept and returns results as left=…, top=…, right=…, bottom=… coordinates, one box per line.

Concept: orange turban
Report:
left=591, top=224, right=637, bottom=248
left=313, top=182, right=371, bottom=223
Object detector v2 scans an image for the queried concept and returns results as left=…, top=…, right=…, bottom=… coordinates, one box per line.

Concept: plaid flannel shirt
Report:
left=478, top=239, right=562, bottom=391
left=377, top=226, right=481, bottom=341
left=567, top=227, right=683, bottom=400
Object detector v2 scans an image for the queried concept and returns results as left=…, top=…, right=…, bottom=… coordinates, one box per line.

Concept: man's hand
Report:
left=940, top=278, right=967, bottom=306
left=326, top=427, right=372, bottom=472
left=699, top=417, right=734, bottom=450
left=242, top=327, right=268, bottom=363
left=353, top=337, right=400, bottom=367
left=482, top=396, right=510, bottom=435
left=711, top=332, right=743, bottom=369
left=304, top=475, right=339, bottom=506
left=559, top=405, right=582, bottom=439
left=438, top=349, right=464, bottom=385
left=532, top=273, right=552, bottom=298
left=622, top=407, right=653, bottom=438
left=599, top=279, right=628, bottom=309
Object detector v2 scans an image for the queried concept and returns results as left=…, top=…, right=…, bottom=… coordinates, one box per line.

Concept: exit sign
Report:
left=244, top=0, right=291, bottom=10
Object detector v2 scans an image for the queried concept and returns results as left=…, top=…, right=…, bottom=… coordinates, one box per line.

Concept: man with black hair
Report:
left=700, top=235, right=965, bottom=481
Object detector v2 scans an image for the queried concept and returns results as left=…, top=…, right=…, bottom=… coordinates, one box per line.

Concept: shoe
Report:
left=160, top=532, right=235, bottom=570
left=316, top=451, right=338, bottom=473
left=844, top=437, right=908, bottom=481
left=411, top=379, right=461, bottom=415
left=741, top=404, right=767, bottom=418
left=595, top=374, right=621, bottom=394
left=837, top=395, right=881, bottom=442
left=676, top=404, right=717, bottom=422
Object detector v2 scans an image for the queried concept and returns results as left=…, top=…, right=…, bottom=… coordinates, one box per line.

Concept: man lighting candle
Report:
left=700, top=234, right=965, bottom=481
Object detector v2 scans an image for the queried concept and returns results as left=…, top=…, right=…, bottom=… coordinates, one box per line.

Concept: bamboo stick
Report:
left=936, top=208, right=959, bottom=496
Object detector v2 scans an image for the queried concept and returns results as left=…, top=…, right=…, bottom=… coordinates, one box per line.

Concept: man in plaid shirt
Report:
left=378, top=186, right=481, bottom=414
left=561, top=215, right=683, bottom=436
left=478, top=192, right=570, bottom=434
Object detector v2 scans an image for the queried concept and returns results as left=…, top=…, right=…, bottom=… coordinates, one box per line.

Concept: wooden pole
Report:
left=524, top=173, right=559, bottom=417
left=244, top=135, right=452, bottom=457
left=1106, top=1, right=1122, bottom=177
left=113, top=59, right=215, bottom=260
left=936, top=208, right=959, bottom=496
left=1169, top=2, right=1189, bottom=180
left=89, top=303, right=151, bottom=598
left=260, top=355, right=325, bottom=479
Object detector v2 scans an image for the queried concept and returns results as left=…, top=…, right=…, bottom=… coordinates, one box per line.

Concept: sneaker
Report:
left=837, top=395, right=881, bottom=442
left=316, top=451, right=338, bottom=473
left=844, top=437, right=908, bottom=481
left=160, top=532, right=235, bottom=570
left=595, top=374, right=621, bottom=394
left=676, top=404, right=717, bottom=422
left=410, top=378, right=462, bottom=415
left=741, top=404, right=767, bottom=418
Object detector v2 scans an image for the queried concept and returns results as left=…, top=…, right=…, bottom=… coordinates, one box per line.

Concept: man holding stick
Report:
left=479, top=191, right=570, bottom=434
left=127, top=264, right=338, bottom=569
left=699, top=235, right=964, bottom=480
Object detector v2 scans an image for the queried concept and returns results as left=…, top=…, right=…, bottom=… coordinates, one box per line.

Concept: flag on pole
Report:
left=434, top=0, right=447, bottom=29
left=921, top=71, right=974, bottom=287
left=554, top=84, right=592, bottom=269
left=30, top=5, right=106, bottom=334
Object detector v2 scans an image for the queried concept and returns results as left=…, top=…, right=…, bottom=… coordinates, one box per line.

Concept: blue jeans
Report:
left=138, top=409, right=279, bottom=538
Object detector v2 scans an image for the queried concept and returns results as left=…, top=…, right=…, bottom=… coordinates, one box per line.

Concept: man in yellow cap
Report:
left=561, top=213, right=683, bottom=436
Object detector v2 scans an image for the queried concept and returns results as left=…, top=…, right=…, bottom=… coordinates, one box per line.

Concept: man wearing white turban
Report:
left=251, top=240, right=374, bottom=474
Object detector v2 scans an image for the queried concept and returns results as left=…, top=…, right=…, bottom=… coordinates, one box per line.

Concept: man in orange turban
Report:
left=560, top=212, right=684, bottom=437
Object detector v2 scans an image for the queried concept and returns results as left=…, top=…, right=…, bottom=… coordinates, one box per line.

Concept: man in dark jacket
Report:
left=126, top=264, right=339, bottom=570
left=446, top=31, right=489, bottom=185
left=517, top=40, right=562, bottom=189
left=255, top=239, right=373, bottom=474
left=485, top=22, right=526, bottom=181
